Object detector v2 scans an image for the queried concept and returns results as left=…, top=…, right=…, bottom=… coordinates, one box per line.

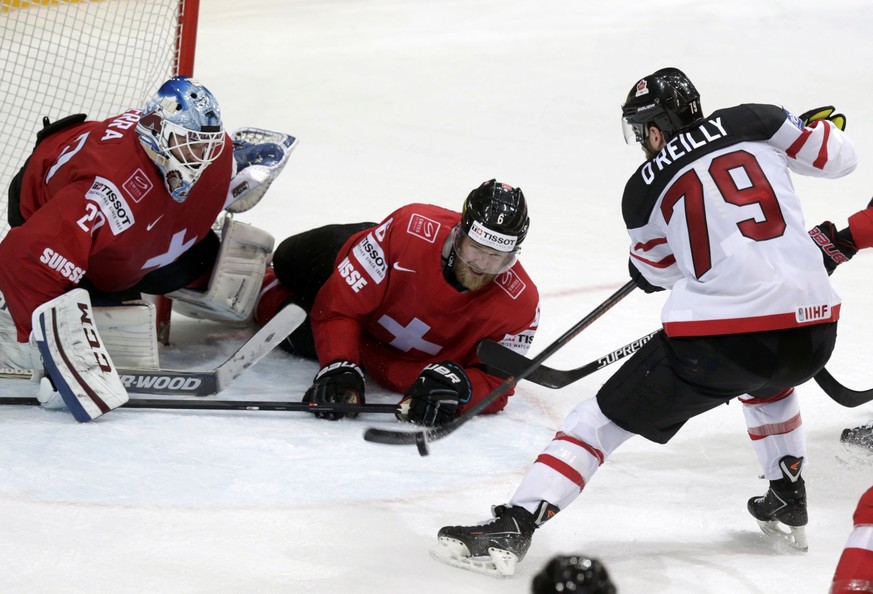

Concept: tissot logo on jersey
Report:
left=351, top=233, right=388, bottom=284
left=40, top=248, right=85, bottom=283
left=85, top=176, right=135, bottom=235
left=640, top=116, right=727, bottom=184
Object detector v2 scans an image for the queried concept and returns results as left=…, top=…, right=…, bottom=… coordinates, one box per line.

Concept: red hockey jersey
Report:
left=311, top=204, right=540, bottom=414
left=0, top=109, right=233, bottom=341
left=831, top=486, right=873, bottom=594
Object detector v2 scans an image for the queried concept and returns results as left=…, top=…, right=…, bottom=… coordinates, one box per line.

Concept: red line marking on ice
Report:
left=541, top=283, right=625, bottom=299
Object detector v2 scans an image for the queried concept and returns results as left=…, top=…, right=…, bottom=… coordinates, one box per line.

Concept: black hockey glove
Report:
left=799, top=106, right=846, bottom=131
left=628, top=259, right=664, bottom=294
left=808, top=221, right=857, bottom=275
left=302, top=360, right=365, bottom=420
left=398, top=361, right=472, bottom=427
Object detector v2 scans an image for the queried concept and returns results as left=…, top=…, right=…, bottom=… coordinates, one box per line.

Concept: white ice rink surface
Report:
left=2, top=1, right=873, bottom=592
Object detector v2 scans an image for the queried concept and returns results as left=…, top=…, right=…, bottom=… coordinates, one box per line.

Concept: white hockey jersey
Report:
left=624, top=103, right=857, bottom=337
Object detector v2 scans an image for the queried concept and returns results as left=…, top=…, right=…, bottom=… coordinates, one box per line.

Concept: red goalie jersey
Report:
left=310, top=204, right=540, bottom=414
left=0, top=109, right=232, bottom=341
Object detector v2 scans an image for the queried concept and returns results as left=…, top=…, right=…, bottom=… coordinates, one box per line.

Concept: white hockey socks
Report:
left=169, top=216, right=274, bottom=322
left=740, top=389, right=806, bottom=480
left=31, top=289, right=129, bottom=422
left=511, top=397, right=635, bottom=512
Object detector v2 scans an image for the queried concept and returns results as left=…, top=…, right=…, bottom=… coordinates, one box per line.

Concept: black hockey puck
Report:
left=415, top=433, right=429, bottom=456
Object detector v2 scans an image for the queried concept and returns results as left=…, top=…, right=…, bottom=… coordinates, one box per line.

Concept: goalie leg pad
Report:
left=31, top=289, right=129, bottom=422
left=169, top=216, right=274, bottom=322
left=1, top=289, right=38, bottom=374
left=92, top=301, right=160, bottom=369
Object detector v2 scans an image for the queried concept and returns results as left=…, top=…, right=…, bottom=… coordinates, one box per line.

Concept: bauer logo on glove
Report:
left=397, top=361, right=472, bottom=427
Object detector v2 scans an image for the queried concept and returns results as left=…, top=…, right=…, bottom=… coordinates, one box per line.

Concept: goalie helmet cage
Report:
left=0, top=0, right=201, bottom=342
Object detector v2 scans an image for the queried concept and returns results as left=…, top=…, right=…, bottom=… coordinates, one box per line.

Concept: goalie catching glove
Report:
left=302, top=360, right=365, bottom=420
left=224, top=127, right=297, bottom=213
left=799, top=106, right=846, bottom=131
left=809, top=221, right=857, bottom=275
left=397, top=361, right=472, bottom=427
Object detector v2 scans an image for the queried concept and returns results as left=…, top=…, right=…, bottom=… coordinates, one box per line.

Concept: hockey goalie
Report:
left=0, top=76, right=295, bottom=422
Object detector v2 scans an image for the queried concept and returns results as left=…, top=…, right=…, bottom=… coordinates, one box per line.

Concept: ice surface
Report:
left=2, top=1, right=873, bottom=592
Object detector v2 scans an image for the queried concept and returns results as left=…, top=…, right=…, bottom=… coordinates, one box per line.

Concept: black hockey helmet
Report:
left=621, top=67, right=703, bottom=144
left=531, top=554, right=617, bottom=594
left=452, top=179, right=529, bottom=274
left=460, top=179, right=529, bottom=250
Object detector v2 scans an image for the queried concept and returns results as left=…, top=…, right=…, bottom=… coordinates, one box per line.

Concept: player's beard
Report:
left=454, top=259, right=496, bottom=291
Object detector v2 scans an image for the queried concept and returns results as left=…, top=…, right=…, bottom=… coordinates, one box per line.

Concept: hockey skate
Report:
left=747, top=455, right=808, bottom=552
left=841, top=420, right=873, bottom=451
left=432, top=501, right=557, bottom=577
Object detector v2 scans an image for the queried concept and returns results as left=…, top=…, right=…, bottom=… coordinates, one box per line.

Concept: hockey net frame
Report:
left=0, top=0, right=200, bottom=342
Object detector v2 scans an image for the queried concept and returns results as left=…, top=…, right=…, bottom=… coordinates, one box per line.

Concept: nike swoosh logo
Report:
left=146, top=215, right=164, bottom=231
left=393, top=262, right=416, bottom=273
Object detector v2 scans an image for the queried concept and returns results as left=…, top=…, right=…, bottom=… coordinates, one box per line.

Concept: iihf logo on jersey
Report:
left=795, top=303, right=831, bottom=323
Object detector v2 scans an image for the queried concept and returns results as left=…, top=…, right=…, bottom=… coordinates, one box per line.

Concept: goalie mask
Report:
left=136, top=76, right=225, bottom=202
left=452, top=179, right=529, bottom=275
left=621, top=67, right=703, bottom=144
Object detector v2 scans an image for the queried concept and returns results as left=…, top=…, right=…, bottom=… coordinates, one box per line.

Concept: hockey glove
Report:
left=302, top=360, right=365, bottom=420
left=398, top=361, right=472, bottom=427
left=799, top=106, right=846, bottom=131
left=808, top=221, right=857, bottom=275
left=628, top=259, right=664, bottom=294
left=226, top=128, right=297, bottom=213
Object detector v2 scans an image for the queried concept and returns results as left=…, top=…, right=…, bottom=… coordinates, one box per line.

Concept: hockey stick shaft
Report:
left=813, top=367, right=873, bottom=408
left=0, top=305, right=307, bottom=396
left=362, top=280, right=638, bottom=452
left=478, top=329, right=660, bottom=389
left=0, top=396, right=398, bottom=414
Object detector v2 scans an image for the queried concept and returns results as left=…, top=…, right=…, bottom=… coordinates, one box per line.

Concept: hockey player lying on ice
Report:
left=254, top=179, right=540, bottom=426
left=0, top=76, right=295, bottom=422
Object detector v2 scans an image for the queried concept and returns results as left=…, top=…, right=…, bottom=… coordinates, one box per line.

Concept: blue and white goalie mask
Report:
left=136, top=76, right=225, bottom=202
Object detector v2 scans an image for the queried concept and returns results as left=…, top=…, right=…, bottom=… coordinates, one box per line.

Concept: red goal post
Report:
left=0, top=0, right=200, bottom=341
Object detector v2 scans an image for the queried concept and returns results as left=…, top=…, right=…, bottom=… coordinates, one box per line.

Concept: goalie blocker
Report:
left=31, top=289, right=129, bottom=422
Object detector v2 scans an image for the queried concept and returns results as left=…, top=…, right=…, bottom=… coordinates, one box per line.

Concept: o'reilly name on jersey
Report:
left=640, top=117, right=727, bottom=184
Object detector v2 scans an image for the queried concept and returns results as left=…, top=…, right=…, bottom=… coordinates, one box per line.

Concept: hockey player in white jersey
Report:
left=432, top=67, right=857, bottom=577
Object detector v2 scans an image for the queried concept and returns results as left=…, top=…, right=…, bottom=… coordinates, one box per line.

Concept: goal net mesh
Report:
left=0, top=0, right=190, bottom=241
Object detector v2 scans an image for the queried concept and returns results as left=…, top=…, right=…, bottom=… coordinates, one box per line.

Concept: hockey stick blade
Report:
left=477, top=330, right=659, bottom=389
left=1, top=395, right=398, bottom=414
left=813, top=367, right=873, bottom=408
left=362, top=281, right=637, bottom=453
left=0, top=304, right=307, bottom=396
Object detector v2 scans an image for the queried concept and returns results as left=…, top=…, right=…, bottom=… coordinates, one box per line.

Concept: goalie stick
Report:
left=813, top=367, right=873, bottom=408
left=1, top=395, right=398, bottom=414
left=363, top=280, right=637, bottom=456
left=478, top=329, right=660, bottom=389
left=0, top=304, right=307, bottom=397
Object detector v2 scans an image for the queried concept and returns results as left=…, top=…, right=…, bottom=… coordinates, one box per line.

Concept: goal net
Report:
left=0, top=0, right=199, bottom=242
